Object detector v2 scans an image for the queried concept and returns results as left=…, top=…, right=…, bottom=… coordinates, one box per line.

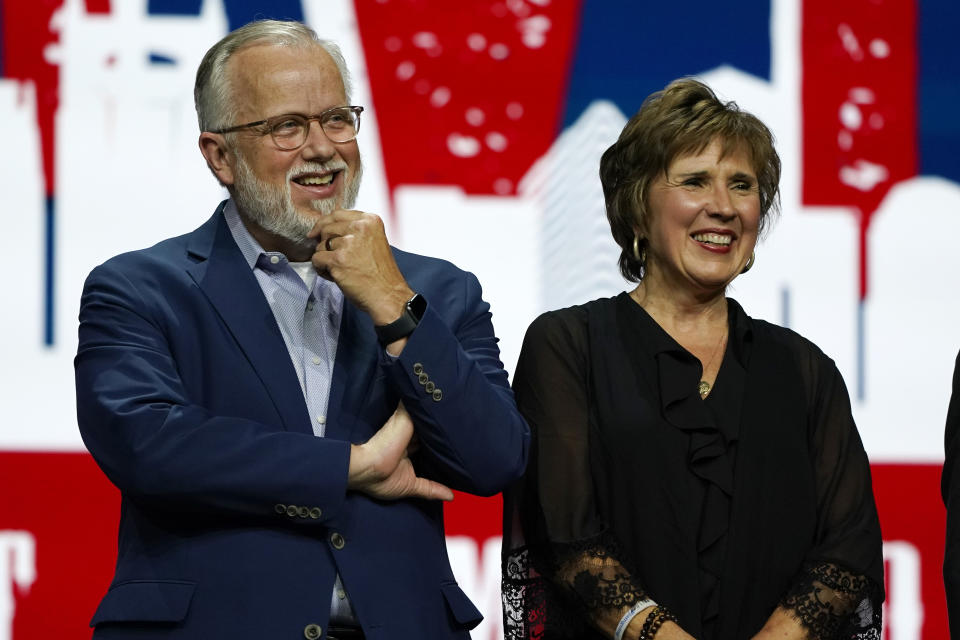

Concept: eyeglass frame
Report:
left=210, top=105, right=364, bottom=149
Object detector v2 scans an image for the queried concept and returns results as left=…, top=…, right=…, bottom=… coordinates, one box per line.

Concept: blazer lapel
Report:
left=184, top=206, right=313, bottom=435
left=323, top=299, right=380, bottom=442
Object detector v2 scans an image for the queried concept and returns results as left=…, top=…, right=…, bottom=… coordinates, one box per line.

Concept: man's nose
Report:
left=300, top=120, right=337, bottom=161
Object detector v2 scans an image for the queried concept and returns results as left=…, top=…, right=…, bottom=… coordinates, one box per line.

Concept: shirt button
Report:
left=337, top=588, right=346, bottom=599
left=330, top=532, right=346, bottom=549
left=303, top=624, right=322, bottom=639
left=316, top=415, right=326, bottom=425
left=312, top=356, right=322, bottom=365
left=270, top=255, right=280, bottom=265
left=307, top=302, right=315, bottom=311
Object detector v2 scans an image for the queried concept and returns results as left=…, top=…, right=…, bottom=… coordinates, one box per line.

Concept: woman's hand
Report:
left=750, top=607, right=809, bottom=639
left=619, top=608, right=697, bottom=640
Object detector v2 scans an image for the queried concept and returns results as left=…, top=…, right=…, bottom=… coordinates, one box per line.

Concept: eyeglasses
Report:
left=212, top=105, right=364, bottom=150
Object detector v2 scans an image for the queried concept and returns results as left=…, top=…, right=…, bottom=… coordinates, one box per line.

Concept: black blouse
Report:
left=502, top=293, right=883, bottom=639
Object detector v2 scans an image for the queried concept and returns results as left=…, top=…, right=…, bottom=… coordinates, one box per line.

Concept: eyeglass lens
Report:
left=269, top=108, right=360, bottom=149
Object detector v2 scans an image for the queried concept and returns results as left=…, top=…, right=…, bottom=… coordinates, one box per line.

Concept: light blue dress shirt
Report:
left=224, top=201, right=358, bottom=624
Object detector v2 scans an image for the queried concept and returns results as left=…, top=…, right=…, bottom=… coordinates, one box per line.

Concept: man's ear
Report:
left=199, top=132, right=235, bottom=186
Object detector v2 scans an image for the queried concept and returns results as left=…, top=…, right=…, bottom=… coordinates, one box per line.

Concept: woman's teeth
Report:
left=693, top=232, right=731, bottom=246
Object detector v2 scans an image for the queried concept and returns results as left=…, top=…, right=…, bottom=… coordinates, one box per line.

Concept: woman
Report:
left=501, top=79, right=883, bottom=640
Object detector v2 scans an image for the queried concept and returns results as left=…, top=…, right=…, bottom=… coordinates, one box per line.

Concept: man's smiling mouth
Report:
left=293, top=173, right=336, bottom=186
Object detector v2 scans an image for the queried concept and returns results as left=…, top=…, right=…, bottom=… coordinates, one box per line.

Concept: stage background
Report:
left=1, top=0, right=957, bottom=637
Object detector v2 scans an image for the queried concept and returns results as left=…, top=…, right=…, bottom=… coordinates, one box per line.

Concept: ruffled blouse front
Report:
left=502, top=293, right=883, bottom=640
left=616, top=293, right=747, bottom=635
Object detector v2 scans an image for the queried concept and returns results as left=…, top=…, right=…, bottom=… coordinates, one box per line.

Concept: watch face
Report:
left=408, top=293, right=426, bottom=321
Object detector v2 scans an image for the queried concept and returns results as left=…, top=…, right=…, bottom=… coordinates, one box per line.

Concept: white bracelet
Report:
left=614, top=598, right=657, bottom=640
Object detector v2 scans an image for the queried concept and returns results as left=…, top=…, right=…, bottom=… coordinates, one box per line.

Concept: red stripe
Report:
left=801, top=0, right=917, bottom=298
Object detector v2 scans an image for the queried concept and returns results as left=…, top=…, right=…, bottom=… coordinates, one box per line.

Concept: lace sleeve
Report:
left=503, top=532, right=650, bottom=640
left=778, top=340, right=885, bottom=639
left=780, top=562, right=882, bottom=639
left=502, top=310, right=651, bottom=640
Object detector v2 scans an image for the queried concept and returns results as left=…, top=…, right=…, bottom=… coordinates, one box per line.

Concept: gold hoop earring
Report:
left=741, top=252, right=755, bottom=274
left=633, top=233, right=647, bottom=266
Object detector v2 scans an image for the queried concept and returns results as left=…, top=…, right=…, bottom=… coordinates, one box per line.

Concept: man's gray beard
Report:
left=231, top=152, right=362, bottom=255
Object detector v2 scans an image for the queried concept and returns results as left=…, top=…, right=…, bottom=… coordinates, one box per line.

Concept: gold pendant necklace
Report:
left=699, top=328, right=727, bottom=399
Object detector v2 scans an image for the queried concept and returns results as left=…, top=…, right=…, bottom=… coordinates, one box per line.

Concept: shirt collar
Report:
left=223, top=199, right=269, bottom=271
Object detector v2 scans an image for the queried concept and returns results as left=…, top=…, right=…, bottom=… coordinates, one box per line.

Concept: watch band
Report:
left=374, top=293, right=425, bottom=344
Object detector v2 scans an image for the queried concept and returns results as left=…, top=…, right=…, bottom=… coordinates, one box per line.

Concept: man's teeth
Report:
left=693, top=232, right=732, bottom=246
left=297, top=174, right=334, bottom=186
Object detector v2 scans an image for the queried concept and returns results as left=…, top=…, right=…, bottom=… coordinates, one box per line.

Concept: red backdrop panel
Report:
left=0, top=454, right=947, bottom=638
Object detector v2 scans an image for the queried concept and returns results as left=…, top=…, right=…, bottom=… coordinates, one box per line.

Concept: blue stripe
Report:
left=918, top=0, right=960, bottom=182
left=149, top=52, right=177, bottom=65
left=44, top=195, right=55, bottom=347
left=856, top=301, right=866, bottom=402
left=562, top=0, right=771, bottom=128
left=780, top=285, right=791, bottom=329
left=147, top=0, right=303, bottom=28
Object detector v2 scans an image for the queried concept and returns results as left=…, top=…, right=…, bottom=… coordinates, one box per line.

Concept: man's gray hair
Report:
left=194, top=19, right=352, bottom=132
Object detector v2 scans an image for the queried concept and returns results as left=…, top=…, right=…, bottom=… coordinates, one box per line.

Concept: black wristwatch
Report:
left=374, top=293, right=426, bottom=344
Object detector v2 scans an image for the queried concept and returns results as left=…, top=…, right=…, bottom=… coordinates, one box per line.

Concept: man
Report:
left=75, top=20, right=529, bottom=639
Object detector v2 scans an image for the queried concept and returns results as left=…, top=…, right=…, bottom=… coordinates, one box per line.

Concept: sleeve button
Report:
left=425, top=381, right=435, bottom=393
left=309, top=507, right=322, bottom=519
left=274, top=504, right=286, bottom=514
left=418, top=372, right=429, bottom=385
left=286, top=505, right=298, bottom=517
left=432, top=389, right=443, bottom=402
left=413, top=363, right=424, bottom=375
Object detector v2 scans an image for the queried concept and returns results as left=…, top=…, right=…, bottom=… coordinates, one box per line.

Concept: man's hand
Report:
left=347, top=404, right=454, bottom=502
left=309, top=209, right=413, bottom=326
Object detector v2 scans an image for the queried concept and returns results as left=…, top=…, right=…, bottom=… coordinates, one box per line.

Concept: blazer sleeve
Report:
left=75, top=260, right=351, bottom=524
left=384, top=268, right=530, bottom=496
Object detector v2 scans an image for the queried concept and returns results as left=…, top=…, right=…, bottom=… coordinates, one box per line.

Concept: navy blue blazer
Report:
left=75, top=204, right=530, bottom=639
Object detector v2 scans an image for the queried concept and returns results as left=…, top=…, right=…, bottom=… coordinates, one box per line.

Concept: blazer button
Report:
left=309, top=507, right=322, bottom=519
left=413, top=363, right=424, bottom=375
left=286, top=505, right=298, bottom=517
left=424, top=381, right=435, bottom=393
left=432, top=389, right=443, bottom=402
left=297, top=506, right=309, bottom=518
left=418, top=372, right=429, bottom=385
left=274, top=504, right=286, bottom=514
left=330, top=532, right=346, bottom=549
left=303, top=624, right=322, bottom=639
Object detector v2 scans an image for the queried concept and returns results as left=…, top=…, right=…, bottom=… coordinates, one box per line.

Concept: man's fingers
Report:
left=415, top=477, right=454, bottom=502
left=306, top=210, right=364, bottom=239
